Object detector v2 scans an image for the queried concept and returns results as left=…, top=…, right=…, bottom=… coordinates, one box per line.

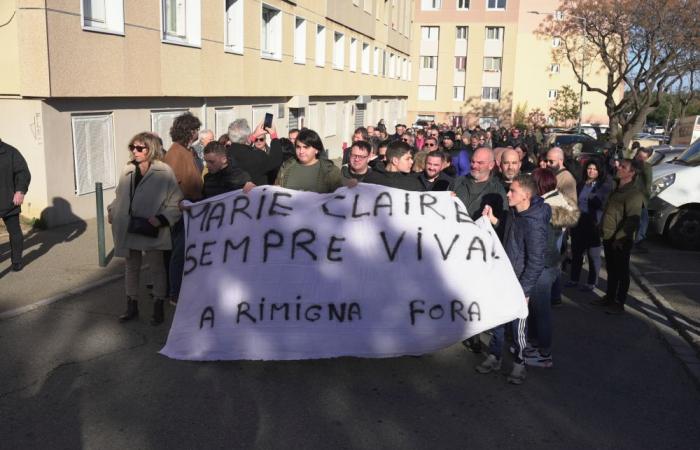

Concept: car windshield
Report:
left=677, top=140, right=700, bottom=166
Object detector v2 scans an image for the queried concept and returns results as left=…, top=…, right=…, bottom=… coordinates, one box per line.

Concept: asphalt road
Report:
left=632, top=235, right=700, bottom=349
left=2, top=270, right=699, bottom=449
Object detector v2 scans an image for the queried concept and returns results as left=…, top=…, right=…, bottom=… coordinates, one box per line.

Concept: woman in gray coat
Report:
left=108, top=132, right=183, bottom=325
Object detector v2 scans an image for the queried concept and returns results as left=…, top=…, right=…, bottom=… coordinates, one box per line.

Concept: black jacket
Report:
left=0, top=140, right=31, bottom=217
left=363, top=165, right=424, bottom=191
left=202, top=165, right=251, bottom=199
left=227, top=139, right=283, bottom=186
left=418, top=172, right=453, bottom=191
left=340, top=165, right=371, bottom=184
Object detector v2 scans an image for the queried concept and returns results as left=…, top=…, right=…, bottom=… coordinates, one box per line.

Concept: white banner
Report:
left=160, top=184, right=527, bottom=361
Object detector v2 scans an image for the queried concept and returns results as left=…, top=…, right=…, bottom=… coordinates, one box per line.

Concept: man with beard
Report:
left=500, top=148, right=522, bottom=190
left=418, top=151, right=453, bottom=191
left=546, top=147, right=577, bottom=204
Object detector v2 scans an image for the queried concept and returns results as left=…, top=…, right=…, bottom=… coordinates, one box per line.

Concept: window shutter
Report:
left=71, top=114, right=116, bottom=195
left=151, top=110, right=186, bottom=150
left=215, top=108, right=237, bottom=138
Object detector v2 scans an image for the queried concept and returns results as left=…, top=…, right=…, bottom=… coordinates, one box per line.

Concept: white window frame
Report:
left=151, top=109, right=188, bottom=150
left=483, top=56, right=501, bottom=72
left=482, top=86, right=500, bottom=101
left=485, top=26, right=503, bottom=40
left=550, top=63, right=560, bottom=73
left=71, top=113, right=117, bottom=196
left=456, top=26, right=468, bottom=40
left=552, top=36, right=561, bottom=47
left=486, top=0, right=506, bottom=10
left=294, top=17, right=307, bottom=64
left=81, top=0, right=124, bottom=35
left=349, top=37, right=358, bottom=72
left=455, top=56, right=466, bottom=71
left=421, top=26, right=439, bottom=41
left=456, top=0, right=470, bottom=10
left=422, top=56, right=437, bottom=69
left=161, top=0, right=201, bottom=47
left=548, top=89, right=558, bottom=100
left=453, top=86, right=465, bottom=101
left=333, top=32, right=345, bottom=70
left=260, top=3, right=282, bottom=60
left=316, top=25, right=326, bottom=67
left=373, top=46, right=380, bottom=75
left=421, top=0, right=442, bottom=10
left=215, top=108, right=237, bottom=138
left=224, top=0, right=244, bottom=54
left=361, top=42, right=370, bottom=74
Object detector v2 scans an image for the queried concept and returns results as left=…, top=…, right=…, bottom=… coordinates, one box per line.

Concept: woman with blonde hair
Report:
left=108, top=132, right=183, bottom=325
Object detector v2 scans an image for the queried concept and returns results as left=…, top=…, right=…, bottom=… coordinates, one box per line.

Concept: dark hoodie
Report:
left=363, top=164, right=424, bottom=191
left=500, top=195, right=551, bottom=297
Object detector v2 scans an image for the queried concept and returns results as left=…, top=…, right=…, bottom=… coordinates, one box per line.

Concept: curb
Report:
left=0, top=272, right=123, bottom=320
left=630, top=264, right=700, bottom=388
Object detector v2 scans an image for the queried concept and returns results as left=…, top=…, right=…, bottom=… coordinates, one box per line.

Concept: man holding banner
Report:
left=476, top=174, right=549, bottom=384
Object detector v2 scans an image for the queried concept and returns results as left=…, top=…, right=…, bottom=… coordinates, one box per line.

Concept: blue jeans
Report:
left=528, top=267, right=558, bottom=354
left=168, top=218, right=185, bottom=300
left=488, top=318, right=527, bottom=363
left=636, top=205, right=648, bottom=243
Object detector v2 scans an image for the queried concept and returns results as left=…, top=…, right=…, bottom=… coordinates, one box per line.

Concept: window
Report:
left=82, top=0, right=124, bottom=34
left=333, top=32, right=345, bottom=70
left=294, top=17, right=306, bottom=64
left=325, top=103, right=337, bottom=137
left=349, top=38, right=357, bottom=72
left=316, top=25, right=326, bottom=67
left=363, top=0, right=372, bottom=13
left=550, top=63, right=560, bottom=73
left=486, top=0, right=506, bottom=10
left=554, top=10, right=564, bottom=20
left=457, top=0, right=470, bottom=9
left=225, top=0, right=243, bottom=53
left=215, top=108, right=237, bottom=137
left=548, top=89, right=558, bottom=99
left=361, top=43, right=370, bottom=74
left=373, top=47, right=380, bottom=75
left=151, top=110, right=188, bottom=150
left=382, top=50, right=388, bottom=77
left=353, top=0, right=360, bottom=5
left=71, top=114, right=116, bottom=195
left=422, top=56, right=437, bottom=69
left=453, top=86, right=465, bottom=100
left=418, top=85, right=437, bottom=100
left=552, top=37, right=561, bottom=47
left=389, top=53, right=396, bottom=78
left=483, top=57, right=501, bottom=71
left=161, top=0, right=201, bottom=47
left=421, top=26, right=439, bottom=40
left=456, top=26, right=468, bottom=40
left=261, top=4, right=282, bottom=59
left=482, top=87, right=500, bottom=100
left=421, top=0, right=442, bottom=9
left=455, top=56, right=466, bottom=71
left=289, top=108, right=304, bottom=130
left=486, top=26, right=503, bottom=40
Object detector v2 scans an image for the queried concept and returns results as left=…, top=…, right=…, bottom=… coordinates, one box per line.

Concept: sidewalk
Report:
left=0, top=218, right=123, bottom=317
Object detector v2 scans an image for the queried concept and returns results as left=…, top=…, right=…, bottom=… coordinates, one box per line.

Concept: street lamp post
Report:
left=529, top=11, right=587, bottom=133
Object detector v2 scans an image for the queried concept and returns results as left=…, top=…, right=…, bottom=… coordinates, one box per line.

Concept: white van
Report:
left=648, top=138, right=700, bottom=248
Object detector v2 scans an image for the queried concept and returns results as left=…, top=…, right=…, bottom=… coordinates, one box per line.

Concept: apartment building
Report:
left=0, top=0, right=413, bottom=226
left=408, top=0, right=610, bottom=128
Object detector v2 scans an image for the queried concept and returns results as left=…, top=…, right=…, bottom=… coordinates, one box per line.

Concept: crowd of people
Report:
left=100, top=113, right=651, bottom=384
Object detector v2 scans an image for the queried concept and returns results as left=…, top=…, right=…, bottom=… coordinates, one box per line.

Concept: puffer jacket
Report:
left=501, top=195, right=551, bottom=297
left=542, top=189, right=580, bottom=268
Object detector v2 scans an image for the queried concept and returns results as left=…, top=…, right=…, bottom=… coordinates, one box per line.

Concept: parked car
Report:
left=647, top=145, right=687, bottom=166
left=648, top=139, right=700, bottom=249
left=545, top=132, right=606, bottom=166
left=568, top=124, right=609, bottom=140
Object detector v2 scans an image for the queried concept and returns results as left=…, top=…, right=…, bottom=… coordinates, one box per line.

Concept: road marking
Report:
left=650, top=282, right=700, bottom=288
left=643, top=271, right=700, bottom=275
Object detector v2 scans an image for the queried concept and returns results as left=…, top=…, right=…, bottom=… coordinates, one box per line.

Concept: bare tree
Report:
left=538, top=0, right=700, bottom=147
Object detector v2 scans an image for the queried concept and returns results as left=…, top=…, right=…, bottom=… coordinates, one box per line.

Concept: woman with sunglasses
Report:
left=275, top=128, right=342, bottom=193
left=108, top=132, right=183, bottom=325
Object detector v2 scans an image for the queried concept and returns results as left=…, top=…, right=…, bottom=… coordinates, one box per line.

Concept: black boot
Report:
left=119, top=298, right=139, bottom=322
left=150, top=299, right=164, bottom=326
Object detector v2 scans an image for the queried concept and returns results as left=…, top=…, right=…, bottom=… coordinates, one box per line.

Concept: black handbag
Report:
left=127, top=170, right=159, bottom=238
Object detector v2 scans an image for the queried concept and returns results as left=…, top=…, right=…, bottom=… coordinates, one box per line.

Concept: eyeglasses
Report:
left=255, top=137, right=266, bottom=142
left=350, top=154, right=369, bottom=160
left=129, top=144, right=148, bottom=152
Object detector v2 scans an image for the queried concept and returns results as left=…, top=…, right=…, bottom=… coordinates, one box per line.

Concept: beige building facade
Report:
left=0, top=0, right=413, bottom=226
left=407, top=0, right=610, bottom=128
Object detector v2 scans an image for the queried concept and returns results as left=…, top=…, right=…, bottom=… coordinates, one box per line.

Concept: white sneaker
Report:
left=507, top=362, right=527, bottom=384
left=475, top=354, right=502, bottom=374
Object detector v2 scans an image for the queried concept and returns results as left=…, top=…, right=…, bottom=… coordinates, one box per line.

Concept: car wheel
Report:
left=668, top=209, right=700, bottom=250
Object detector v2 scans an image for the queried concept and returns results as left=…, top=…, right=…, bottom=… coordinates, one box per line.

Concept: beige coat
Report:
left=108, top=161, right=183, bottom=258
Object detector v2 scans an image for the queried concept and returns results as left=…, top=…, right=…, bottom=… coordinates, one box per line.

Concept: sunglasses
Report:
left=129, top=144, right=148, bottom=152
left=255, top=137, right=266, bottom=142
